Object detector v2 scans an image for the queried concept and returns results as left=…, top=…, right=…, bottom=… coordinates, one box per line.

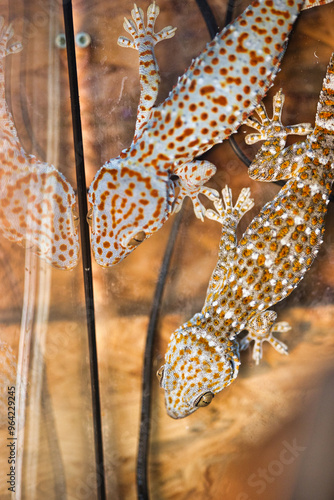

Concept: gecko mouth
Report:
left=167, top=405, right=197, bottom=419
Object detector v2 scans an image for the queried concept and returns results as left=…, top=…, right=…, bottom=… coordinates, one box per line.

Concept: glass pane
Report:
left=0, top=1, right=333, bottom=499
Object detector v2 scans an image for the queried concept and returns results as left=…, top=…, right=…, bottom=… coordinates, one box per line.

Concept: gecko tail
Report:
left=302, top=0, right=333, bottom=10
left=313, top=52, right=334, bottom=148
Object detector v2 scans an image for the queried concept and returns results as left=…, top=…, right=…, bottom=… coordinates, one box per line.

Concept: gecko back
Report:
left=236, top=55, right=334, bottom=315
left=142, top=0, right=334, bottom=164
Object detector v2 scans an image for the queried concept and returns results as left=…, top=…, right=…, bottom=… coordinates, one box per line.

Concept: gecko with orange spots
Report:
left=88, top=0, right=333, bottom=266
left=157, top=52, right=334, bottom=419
left=0, top=18, right=79, bottom=269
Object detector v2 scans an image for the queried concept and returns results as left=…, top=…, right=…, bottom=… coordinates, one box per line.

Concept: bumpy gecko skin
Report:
left=88, top=0, right=333, bottom=266
left=0, top=19, right=79, bottom=269
left=158, top=53, right=334, bottom=419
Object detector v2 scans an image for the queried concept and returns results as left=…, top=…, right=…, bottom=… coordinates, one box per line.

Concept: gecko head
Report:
left=157, top=320, right=240, bottom=419
left=88, top=159, right=174, bottom=266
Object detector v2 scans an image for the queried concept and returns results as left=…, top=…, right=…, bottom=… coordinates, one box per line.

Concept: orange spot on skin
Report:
left=200, top=85, right=215, bottom=95
left=175, top=128, right=194, bottom=142
left=228, top=115, right=237, bottom=125
left=212, top=96, right=227, bottom=106
left=175, top=116, right=183, bottom=128
left=236, top=33, right=249, bottom=53
left=189, top=80, right=196, bottom=92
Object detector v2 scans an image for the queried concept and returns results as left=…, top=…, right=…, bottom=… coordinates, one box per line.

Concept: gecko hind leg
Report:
left=202, top=185, right=254, bottom=308
left=239, top=311, right=291, bottom=365
left=245, top=90, right=312, bottom=181
left=205, top=185, right=254, bottom=226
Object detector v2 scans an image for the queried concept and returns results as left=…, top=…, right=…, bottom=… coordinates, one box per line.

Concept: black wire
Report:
left=229, top=136, right=251, bottom=167
left=224, top=0, right=236, bottom=26
left=136, top=1, right=237, bottom=499
left=62, top=2, right=106, bottom=499
left=195, top=0, right=219, bottom=37
left=136, top=210, right=184, bottom=500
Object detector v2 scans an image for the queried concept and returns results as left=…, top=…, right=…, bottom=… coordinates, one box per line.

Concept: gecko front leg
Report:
left=239, top=311, right=291, bottom=365
left=172, top=160, right=220, bottom=221
left=245, top=90, right=312, bottom=181
left=118, top=2, right=176, bottom=136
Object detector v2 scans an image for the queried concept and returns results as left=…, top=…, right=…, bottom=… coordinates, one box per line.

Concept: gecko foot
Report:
left=245, top=89, right=312, bottom=147
left=239, top=311, right=290, bottom=365
left=0, top=18, right=22, bottom=58
left=173, top=160, right=219, bottom=221
left=205, top=185, right=254, bottom=225
left=118, top=2, right=176, bottom=50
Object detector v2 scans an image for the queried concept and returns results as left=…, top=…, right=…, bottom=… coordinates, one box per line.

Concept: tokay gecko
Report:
left=0, top=19, right=79, bottom=269
left=88, top=0, right=333, bottom=266
left=157, top=53, right=334, bottom=419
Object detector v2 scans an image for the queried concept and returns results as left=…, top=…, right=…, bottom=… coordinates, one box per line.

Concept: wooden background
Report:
left=0, top=0, right=334, bottom=499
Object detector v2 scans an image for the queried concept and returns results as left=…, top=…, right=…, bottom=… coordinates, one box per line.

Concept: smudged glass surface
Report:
left=0, top=1, right=333, bottom=499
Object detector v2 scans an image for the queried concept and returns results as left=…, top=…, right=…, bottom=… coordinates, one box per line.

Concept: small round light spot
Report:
left=55, top=33, right=66, bottom=49
left=75, top=32, right=92, bottom=48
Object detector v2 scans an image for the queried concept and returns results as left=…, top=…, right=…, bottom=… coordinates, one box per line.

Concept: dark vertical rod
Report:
left=136, top=211, right=184, bottom=500
left=62, top=2, right=106, bottom=499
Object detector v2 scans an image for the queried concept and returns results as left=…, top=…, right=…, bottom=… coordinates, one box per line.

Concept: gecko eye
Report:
left=127, top=230, right=146, bottom=247
left=194, top=392, right=214, bottom=408
left=86, top=207, right=93, bottom=227
left=156, top=366, right=164, bottom=386
left=72, top=208, right=80, bottom=228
